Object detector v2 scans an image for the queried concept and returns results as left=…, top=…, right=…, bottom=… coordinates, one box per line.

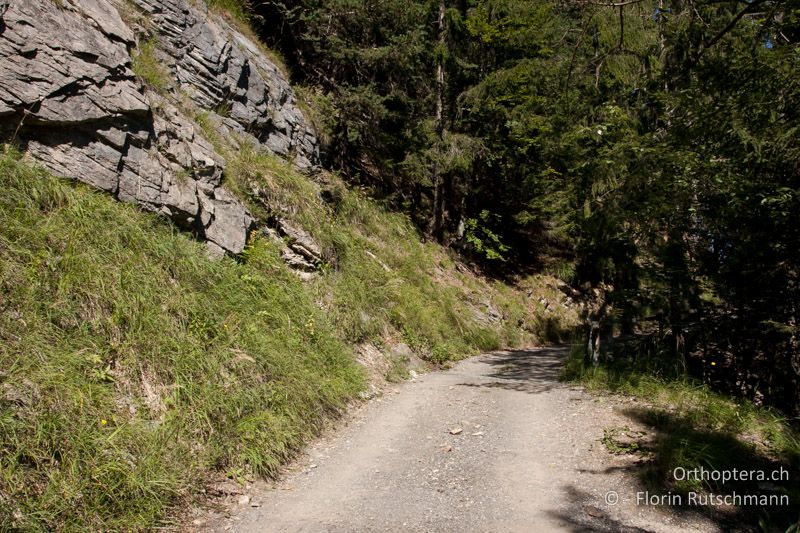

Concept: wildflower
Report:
left=101, top=419, right=108, bottom=426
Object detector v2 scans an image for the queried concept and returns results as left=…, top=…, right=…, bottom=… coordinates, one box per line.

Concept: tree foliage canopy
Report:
left=249, top=0, right=800, bottom=413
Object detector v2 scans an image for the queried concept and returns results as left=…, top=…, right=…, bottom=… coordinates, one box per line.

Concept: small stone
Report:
left=449, top=427, right=463, bottom=435
left=584, top=506, right=603, bottom=518
left=237, top=495, right=250, bottom=506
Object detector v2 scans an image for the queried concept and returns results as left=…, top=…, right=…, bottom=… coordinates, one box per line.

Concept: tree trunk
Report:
left=589, top=320, right=601, bottom=366
left=435, top=0, right=445, bottom=137
left=430, top=0, right=446, bottom=241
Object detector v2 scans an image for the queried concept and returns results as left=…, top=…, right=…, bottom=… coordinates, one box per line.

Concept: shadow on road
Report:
left=458, top=345, right=569, bottom=394
left=558, top=405, right=798, bottom=531
left=546, top=485, right=657, bottom=532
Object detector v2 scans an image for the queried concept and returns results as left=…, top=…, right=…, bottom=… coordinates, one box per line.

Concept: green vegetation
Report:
left=0, top=143, right=567, bottom=529
left=601, top=426, right=644, bottom=455
left=203, top=0, right=252, bottom=24
left=0, top=148, right=363, bottom=529
left=130, top=37, right=169, bottom=91
left=564, top=346, right=800, bottom=526
left=216, top=140, right=566, bottom=362
left=250, top=0, right=800, bottom=415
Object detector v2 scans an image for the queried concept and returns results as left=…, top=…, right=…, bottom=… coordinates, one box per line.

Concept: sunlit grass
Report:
left=0, top=148, right=363, bottom=530
left=563, top=345, right=799, bottom=527
left=0, top=144, right=575, bottom=529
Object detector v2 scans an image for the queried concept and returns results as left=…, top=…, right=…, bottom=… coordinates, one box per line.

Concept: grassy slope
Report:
left=217, top=139, right=569, bottom=362
left=0, top=6, right=571, bottom=528
left=0, top=145, right=571, bottom=530
left=0, top=148, right=364, bottom=529
left=563, top=347, right=800, bottom=528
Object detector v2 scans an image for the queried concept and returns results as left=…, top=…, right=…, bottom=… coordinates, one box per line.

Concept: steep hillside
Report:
left=0, top=146, right=576, bottom=530
left=3, top=0, right=797, bottom=530
left=0, top=1, right=584, bottom=528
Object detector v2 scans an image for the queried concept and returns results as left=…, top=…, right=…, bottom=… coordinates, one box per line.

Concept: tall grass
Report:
left=0, top=148, right=363, bottom=530
left=131, top=37, right=169, bottom=91
left=0, top=143, right=574, bottom=529
left=203, top=0, right=252, bottom=24
left=221, top=142, right=561, bottom=362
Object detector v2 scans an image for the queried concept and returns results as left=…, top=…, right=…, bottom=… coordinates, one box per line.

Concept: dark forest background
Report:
left=240, top=0, right=799, bottom=415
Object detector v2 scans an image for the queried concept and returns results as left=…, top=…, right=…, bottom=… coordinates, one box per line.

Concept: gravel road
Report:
left=200, top=347, right=717, bottom=532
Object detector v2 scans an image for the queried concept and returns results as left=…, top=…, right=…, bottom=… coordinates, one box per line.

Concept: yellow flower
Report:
left=101, top=419, right=108, bottom=426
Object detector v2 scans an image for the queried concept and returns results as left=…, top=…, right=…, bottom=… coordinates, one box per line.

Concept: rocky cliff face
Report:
left=0, top=0, right=319, bottom=256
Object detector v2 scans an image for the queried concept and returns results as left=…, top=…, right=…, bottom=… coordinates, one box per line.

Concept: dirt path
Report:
left=198, top=347, right=718, bottom=532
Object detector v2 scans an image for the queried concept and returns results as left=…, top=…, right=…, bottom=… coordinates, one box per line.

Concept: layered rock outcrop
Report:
left=132, top=0, right=318, bottom=170
left=261, top=218, right=324, bottom=280
left=0, top=0, right=319, bottom=256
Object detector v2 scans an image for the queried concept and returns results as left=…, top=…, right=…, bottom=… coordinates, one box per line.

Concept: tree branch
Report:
left=585, top=0, right=646, bottom=7
left=700, top=0, right=766, bottom=52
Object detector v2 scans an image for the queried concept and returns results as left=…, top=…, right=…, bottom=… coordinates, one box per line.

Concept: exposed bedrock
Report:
left=0, top=0, right=320, bottom=256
